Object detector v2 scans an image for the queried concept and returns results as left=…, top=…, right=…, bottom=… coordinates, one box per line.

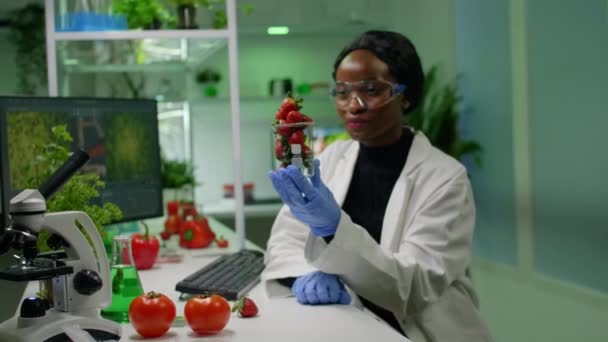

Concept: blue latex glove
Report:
left=292, top=271, right=351, bottom=305
left=268, top=159, right=341, bottom=237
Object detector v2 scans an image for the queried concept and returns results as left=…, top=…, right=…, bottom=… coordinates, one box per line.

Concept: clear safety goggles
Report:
left=330, top=79, right=406, bottom=111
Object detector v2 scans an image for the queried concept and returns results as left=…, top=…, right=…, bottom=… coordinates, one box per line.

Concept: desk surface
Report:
left=19, top=217, right=409, bottom=342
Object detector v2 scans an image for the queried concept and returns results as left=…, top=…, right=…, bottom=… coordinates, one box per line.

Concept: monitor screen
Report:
left=0, top=96, right=163, bottom=223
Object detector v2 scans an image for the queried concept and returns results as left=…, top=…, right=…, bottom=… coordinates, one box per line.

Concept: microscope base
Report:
left=0, top=309, right=121, bottom=342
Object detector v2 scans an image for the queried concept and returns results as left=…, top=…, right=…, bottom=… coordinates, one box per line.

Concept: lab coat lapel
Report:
left=379, top=131, right=431, bottom=250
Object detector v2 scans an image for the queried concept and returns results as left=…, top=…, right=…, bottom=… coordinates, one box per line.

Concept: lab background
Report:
left=0, top=0, right=606, bottom=341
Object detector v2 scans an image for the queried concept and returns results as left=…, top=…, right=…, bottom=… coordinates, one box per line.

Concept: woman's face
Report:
left=334, top=49, right=406, bottom=147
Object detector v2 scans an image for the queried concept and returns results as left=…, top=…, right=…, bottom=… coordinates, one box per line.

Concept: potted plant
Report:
left=168, top=0, right=206, bottom=29
left=195, top=69, right=221, bottom=97
left=406, top=65, right=482, bottom=166
left=113, top=0, right=175, bottom=29
left=161, top=156, right=197, bottom=202
left=168, top=0, right=253, bottom=29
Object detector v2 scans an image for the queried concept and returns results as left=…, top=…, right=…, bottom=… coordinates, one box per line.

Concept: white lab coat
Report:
left=261, top=131, right=493, bottom=342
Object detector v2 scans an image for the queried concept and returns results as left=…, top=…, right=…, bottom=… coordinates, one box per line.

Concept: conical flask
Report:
left=101, top=235, right=144, bottom=323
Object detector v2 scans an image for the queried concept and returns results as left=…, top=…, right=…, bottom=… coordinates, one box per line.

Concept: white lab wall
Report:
left=388, top=0, right=458, bottom=83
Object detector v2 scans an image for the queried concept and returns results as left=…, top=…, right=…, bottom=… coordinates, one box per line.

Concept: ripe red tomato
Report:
left=184, top=294, right=231, bottom=335
left=128, top=291, right=176, bottom=338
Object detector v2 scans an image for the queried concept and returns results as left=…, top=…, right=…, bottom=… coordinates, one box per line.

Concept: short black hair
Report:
left=333, top=30, right=424, bottom=114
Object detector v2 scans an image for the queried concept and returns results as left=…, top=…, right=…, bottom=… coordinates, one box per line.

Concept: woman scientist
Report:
left=262, top=30, right=493, bottom=341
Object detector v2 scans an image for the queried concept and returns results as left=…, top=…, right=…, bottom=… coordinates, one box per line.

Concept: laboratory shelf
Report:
left=51, top=29, right=230, bottom=41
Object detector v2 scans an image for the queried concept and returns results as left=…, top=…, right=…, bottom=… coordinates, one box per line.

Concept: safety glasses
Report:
left=330, top=79, right=406, bottom=111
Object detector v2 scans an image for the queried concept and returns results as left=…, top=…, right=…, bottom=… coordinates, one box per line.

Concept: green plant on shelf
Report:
left=161, top=156, right=198, bottom=200
left=168, top=0, right=253, bottom=29
left=113, top=0, right=176, bottom=29
left=196, top=69, right=221, bottom=97
left=406, top=65, right=482, bottom=167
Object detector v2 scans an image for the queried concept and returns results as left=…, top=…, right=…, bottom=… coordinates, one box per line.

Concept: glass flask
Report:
left=101, top=235, right=144, bottom=323
left=271, top=121, right=315, bottom=177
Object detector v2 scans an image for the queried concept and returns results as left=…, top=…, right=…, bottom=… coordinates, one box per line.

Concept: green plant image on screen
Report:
left=7, top=111, right=68, bottom=189
left=103, top=112, right=157, bottom=181
left=6, top=112, right=123, bottom=252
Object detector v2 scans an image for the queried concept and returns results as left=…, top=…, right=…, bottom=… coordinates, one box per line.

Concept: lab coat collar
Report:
left=329, top=130, right=433, bottom=250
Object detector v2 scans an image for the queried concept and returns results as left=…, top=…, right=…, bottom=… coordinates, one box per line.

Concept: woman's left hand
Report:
left=268, top=159, right=340, bottom=237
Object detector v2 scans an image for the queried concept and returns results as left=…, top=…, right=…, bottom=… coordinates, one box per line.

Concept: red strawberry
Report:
left=275, top=94, right=302, bottom=120
left=288, top=130, right=304, bottom=145
left=286, top=110, right=305, bottom=124
left=232, top=296, right=258, bottom=318
left=274, top=139, right=284, bottom=159
left=277, top=119, right=292, bottom=137
left=302, top=144, right=312, bottom=158
left=302, top=114, right=313, bottom=122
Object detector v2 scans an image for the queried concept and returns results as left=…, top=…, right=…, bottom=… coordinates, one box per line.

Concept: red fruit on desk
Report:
left=180, top=217, right=215, bottom=249
left=131, top=222, right=160, bottom=270
left=129, top=291, right=176, bottom=338
left=185, top=294, right=231, bottom=335
left=160, top=230, right=172, bottom=241
left=232, top=296, right=259, bottom=318
left=216, top=236, right=229, bottom=248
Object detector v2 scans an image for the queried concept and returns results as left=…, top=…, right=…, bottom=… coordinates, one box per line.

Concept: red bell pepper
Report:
left=131, top=221, right=160, bottom=270
left=180, top=217, right=215, bottom=249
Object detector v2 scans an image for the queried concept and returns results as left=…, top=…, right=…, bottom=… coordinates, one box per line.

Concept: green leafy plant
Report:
left=168, top=0, right=253, bottom=29
left=7, top=4, right=46, bottom=95
left=161, top=157, right=197, bottom=189
left=196, top=69, right=221, bottom=83
left=406, top=65, right=482, bottom=166
left=113, top=0, right=175, bottom=29
left=23, top=125, right=123, bottom=251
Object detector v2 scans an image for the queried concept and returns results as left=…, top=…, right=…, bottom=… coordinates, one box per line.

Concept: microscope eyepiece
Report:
left=39, top=149, right=90, bottom=199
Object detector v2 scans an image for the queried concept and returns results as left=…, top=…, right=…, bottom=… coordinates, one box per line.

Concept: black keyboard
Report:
left=175, top=249, right=265, bottom=300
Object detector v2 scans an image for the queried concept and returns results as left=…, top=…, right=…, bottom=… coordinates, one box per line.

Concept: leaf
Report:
left=28, top=125, right=124, bottom=252
left=404, top=64, right=483, bottom=167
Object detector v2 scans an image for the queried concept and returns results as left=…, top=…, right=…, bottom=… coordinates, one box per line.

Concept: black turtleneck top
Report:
left=337, top=128, right=413, bottom=337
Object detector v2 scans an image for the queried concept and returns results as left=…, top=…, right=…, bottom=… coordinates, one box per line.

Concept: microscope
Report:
left=0, top=150, right=121, bottom=341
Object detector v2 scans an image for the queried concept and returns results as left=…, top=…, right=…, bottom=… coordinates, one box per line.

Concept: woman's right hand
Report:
left=292, top=271, right=351, bottom=305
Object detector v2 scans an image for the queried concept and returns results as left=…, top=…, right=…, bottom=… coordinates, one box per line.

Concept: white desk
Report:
left=16, top=217, right=409, bottom=342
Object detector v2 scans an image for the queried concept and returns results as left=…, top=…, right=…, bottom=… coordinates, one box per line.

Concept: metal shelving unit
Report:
left=43, top=0, right=247, bottom=250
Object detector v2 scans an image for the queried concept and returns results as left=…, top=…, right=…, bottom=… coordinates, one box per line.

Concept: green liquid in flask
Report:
left=101, top=264, right=144, bottom=323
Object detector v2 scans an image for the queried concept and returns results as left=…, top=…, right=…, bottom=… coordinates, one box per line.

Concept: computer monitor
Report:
left=0, top=96, right=163, bottom=223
